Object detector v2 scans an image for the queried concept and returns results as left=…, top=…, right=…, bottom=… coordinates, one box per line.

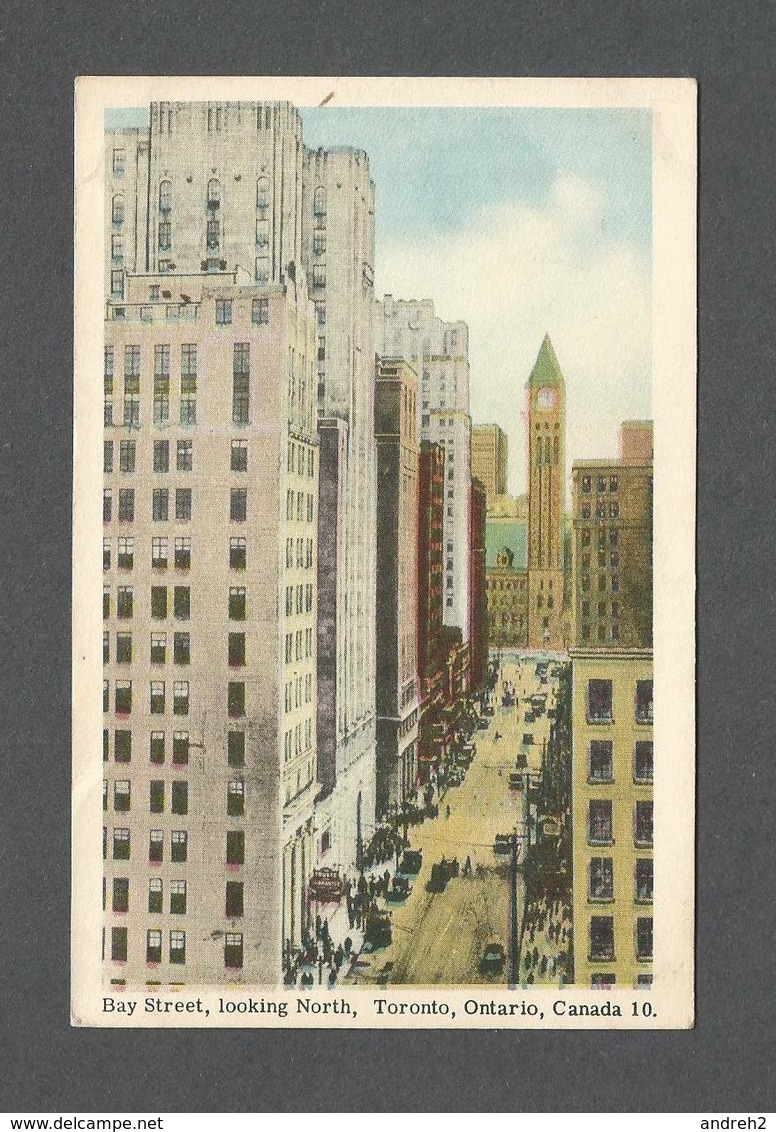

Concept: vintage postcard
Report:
left=73, top=76, right=695, bottom=1028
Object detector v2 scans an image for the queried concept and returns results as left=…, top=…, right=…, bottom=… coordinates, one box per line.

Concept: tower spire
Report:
left=528, top=333, right=565, bottom=389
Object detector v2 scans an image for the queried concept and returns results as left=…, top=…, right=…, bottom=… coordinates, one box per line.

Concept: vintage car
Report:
left=493, top=833, right=513, bottom=855
left=427, top=857, right=460, bottom=892
left=522, top=732, right=535, bottom=745
left=386, top=876, right=412, bottom=902
left=508, top=771, right=524, bottom=790
left=398, top=849, right=423, bottom=876
left=480, top=942, right=506, bottom=977
left=363, top=911, right=392, bottom=951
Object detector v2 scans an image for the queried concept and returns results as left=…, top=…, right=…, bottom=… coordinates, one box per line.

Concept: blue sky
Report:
left=106, top=103, right=652, bottom=492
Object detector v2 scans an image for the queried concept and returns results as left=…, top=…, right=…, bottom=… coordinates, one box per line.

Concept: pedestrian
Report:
left=446, top=804, right=451, bottom=820
left=532, top=946, right=539, bottom=965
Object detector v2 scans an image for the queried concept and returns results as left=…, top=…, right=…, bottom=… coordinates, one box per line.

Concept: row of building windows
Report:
left=104, top=827, right=245, bottom=865
left=103, top=536, right=252, bottom=571
left=285, top=491, right=315, bottom=523
left=105, top=439, right=250, bottom=474
left=579, top=624, right=621, bottom=644
left=287, top=441, right=316, bottom=479
left=106, top=926, right=244, bottom=968
left=103, top=680, right=249, bottom=718
left=284, top=584, right=314, bottom=617
left=581, top=475, right=619, bottom=494
left=104, top=585, right=199, bottom=620
left=282, top=719, right=314, bottom=762
left=587, top=916, right=652, bottom=963
left=104, top=877, right=246, bottom=920
left=103, top=631, right=250, bottom=668
left=588, top=857, right=653, bottom=904
left=103, top=487, right=250, bottom=523
left=587, top=799, right=653, bottom=847
left=586, top=679, right=653, bottom=724
left=580, top=501, right=620, bottom=520
left=285, top=537, right=315, bottom=570
left=103, top=728, right=246, bottom=766
left=103, top=778, right=249, bottom=817
left=579, top=573, right=620, bottom=594
left=284, top=674, right=313, bottom=713
left=580, top=528, right=619, bottom=548
left=283, top=628, right=314, bottom=663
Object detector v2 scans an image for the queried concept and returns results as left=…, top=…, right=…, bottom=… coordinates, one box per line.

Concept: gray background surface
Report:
left=0, top=0, right=773, bottom=1112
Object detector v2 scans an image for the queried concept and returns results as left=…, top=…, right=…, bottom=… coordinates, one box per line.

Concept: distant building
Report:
left=570, top=649, right=653, bottom=990
left=485, top=516, right=528, bottom=649
left=376, top=297, right=472, bottom=641
left=472, top=424, right=508, bottom=504
left=570, top=421, right=653, bottom=649
left=526, top=335, right=567, bottom=650
left=468, top=478, right=488, bottom=689
left=374, top=359, right=420, bottom=816
left=416, top=441, right=446, bottom=780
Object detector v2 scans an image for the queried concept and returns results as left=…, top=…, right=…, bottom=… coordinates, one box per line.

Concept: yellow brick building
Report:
left=570, top=649, right=653, bottom=989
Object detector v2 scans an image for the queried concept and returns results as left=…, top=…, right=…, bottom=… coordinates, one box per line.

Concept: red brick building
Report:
left=417, top=441, right=445, bottom=778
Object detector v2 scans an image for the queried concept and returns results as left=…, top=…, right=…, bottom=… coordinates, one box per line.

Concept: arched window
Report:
left=207, top=179, right=221, bottom=208
left=553, top=436, right=560, bottom=466
left=111, top=194, right=124, bottom=226
left=256, top=177, right=269, bottom=211
left=313, top=186, right=326, bottom=220
left=159, top=180, right=172, bottom=212
left=544, top=437, right=552, bottom=465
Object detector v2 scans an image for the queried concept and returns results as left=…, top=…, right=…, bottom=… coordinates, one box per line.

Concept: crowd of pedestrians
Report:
left=521, top=894, right=573, bottom=985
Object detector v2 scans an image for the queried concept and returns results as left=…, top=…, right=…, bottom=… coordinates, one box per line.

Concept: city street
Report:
left=347, top=653, right=559, bottom=986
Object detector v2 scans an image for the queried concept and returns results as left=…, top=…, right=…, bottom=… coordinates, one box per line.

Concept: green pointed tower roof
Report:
left=528, top=333, right=565, bottom=389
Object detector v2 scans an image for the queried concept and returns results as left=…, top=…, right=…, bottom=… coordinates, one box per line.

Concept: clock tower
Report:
left=527, top=334, right=566, bottom=650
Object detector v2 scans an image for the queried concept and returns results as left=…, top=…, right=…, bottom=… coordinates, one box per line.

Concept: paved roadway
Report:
left=348, top=653, right=558, bottom=987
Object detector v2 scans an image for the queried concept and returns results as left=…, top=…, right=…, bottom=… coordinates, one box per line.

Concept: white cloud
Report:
left=375, top=173, right=651, bottom=497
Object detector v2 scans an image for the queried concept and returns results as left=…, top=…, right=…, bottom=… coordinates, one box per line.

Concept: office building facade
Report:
left=472, top=424, right=508, bottom=504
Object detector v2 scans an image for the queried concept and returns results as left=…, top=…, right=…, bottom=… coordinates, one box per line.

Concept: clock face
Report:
left=536, top=387, right=556, bottom=411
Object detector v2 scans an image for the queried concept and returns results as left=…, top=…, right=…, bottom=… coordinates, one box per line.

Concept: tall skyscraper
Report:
left=103, top=101, right=377, bottom=978
left=375, top=297, right=472, bottom=641
left=526, top=334, right=566, bottom=650
left=102, top=269, right=317, bottom=984
left=374, top=359, right=420, bottom=816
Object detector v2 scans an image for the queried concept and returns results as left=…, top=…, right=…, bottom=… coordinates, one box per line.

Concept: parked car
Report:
left=508, top=772, right=524, bottom=790
left=363, top=911, right=392, bottom=951
left=493, top=833, right=512, bottom=855
left=522, top=732, right=534, bottom=745
left=386, top=876, right=412, bottom=902
left=480, top=942, right=506, bottom=976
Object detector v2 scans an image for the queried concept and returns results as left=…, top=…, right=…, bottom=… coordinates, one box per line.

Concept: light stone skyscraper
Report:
left=104, top=101, right=377, bottom=978
left=375, top=297, right=472, bottom=642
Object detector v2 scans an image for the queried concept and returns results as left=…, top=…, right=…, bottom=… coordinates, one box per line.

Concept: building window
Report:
left=110, top=270, right=124, bottom=300
left=150, top=681, right=165, bottom=714
left=228, top=632, right=246, bottom=667
left=150, top=633, right=166, bottom=664
left=207, top=177, right=221, bottom=206
left=149, top=780, right=165, bottom=813
left=174, top=586, right=190, bottom=619
left=636, top=917, right=653, bottom=961
left=227, top=778, right=245, bottom=815
left=146, top=929, right=162, bottom=964
left=173, top=680, right=189, bottom=715
left=229, top=587, right=246, bottom=620
left=252, top=297, right=269, bottom=325
left=230, top=488, right=247, bottom=522
left=256, top=176, right=269, bottom=210
left=313, top=185, right=327, bottom=219
left=312, top=264, right=326, bottom=290
left=169, top=879, right=186, bottom=915
left=112, top=148, right=126, bottom=177
left=152, top=488, right=169, bottom=522
left=150, top=732, right=165, bottom=764
left=581, top=503, right=591, bottom=520
left=173, top=632, right=190, bottom=665
left=175, top=488, right=192, bottom=522
left=103, top=490, right=112, bottom=523
left=636, top=858, right=653, bottom=904
left=609, top=475, right=619, bottom=492
left=117, top=536, right=133, bottom=569
left=149, top=829, right=163, bottom=863
left=148, top=878, right=163, bottom=913
left=312, top=231, right=326, bottom=257
left=151, top=536, right=168, bottom=569
left=228, top=731, right=245, bottom=767
left=113, top=780, right=130, bottom=812
left=589, top=857, right=614, bottom=901
left=174, top=537, right=191, bottom=570
left=104, top=441, right=114, bottom=474
left=588, top=740, right=613, bottom=783
left=588, top=800, right=613, bottom=845
left=118, top=440, right=135, bottom=474
left=115, top=680, right=132, bottom=714
left=169, top=930, right=186, bottom=965
left=151, top=586, right=168, bottom=619
left=153, top=441, right=169, bottom=475
left=226, top=829, right=244, bottom=865
left=171, top=781, right=188, bottom=815
left=116, top=634, right=132, bottom=665
left=224, top=932, right=243, bottom=969
left=635, top=800, right=653, bottom=847
left=216, top=299, right=232, bottom=326
left=112, top=877, right=129, bottom=913
left=113, top=828, right=130, bottom=861
left=114, top=729, right=131, bottom=762
left=609, top=501, right=619, bottom=519
left=587, top=679, right=613, bottom=723
left=635, top=680, right=653, bottom=723
left=171, top=830, right=187, bottom=862
left=111, top=926, right=128, bottom=962
left=103, top=538, right=111, bottom=571
left=225, top=881, right=243, bottom=918
left=112, top=194, right=125, bottom=225
left=228, top=682, right=245, bottom=718
left=118, top=489, right=134, bottom=523
left=591, top=973, right=616, bottom=989
left=172, top=731, right=189, bottom=765
left=634, top=741, right=653, bottom=783
left=230, top=537, right=246, bottom=570
left=230, top=440, right=248, bottom=472
left=176, top=440, right=193, bottom=472
left=589, top=917, right=615, bottom=961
